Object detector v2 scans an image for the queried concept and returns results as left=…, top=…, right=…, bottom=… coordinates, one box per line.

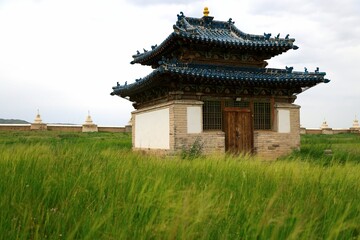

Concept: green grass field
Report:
left=0, top=131, right=359, bottom=239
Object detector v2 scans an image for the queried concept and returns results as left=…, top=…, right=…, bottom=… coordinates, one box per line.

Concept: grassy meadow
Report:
left=0, top=131, right=359, bottom=239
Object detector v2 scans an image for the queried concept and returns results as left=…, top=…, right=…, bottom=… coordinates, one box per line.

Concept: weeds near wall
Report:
left=181, top=138, right=203, bottom=160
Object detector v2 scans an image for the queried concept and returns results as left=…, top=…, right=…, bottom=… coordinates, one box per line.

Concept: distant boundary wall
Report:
left=300, top=127, right=359, bottom=135
left=0, top=124, right=358, bottom=135
left=0, top=124, right=132, bottom=133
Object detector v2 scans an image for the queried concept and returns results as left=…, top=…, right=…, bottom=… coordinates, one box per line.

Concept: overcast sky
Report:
left=0, top=0, right=359, bottom=128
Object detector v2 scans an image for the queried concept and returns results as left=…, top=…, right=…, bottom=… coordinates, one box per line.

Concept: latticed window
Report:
left=254, top=102, right=271, bottom=130
left=203, top=100, right=272, bottom=131
left=203, top=101, right=222, bottom=130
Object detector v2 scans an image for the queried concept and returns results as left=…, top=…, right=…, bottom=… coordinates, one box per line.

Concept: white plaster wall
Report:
left=187, top=106, right=202, bottom=134
left=278, top=109, right=290, bottom=133
left=135, top=108, right=170, bottom=149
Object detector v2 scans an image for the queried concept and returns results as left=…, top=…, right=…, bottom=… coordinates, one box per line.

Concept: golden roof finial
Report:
left=203, top=7, right=209, bottom=17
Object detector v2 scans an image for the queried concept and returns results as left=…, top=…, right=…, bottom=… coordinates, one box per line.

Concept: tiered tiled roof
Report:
left=131, top=12, right=298, bottom=66
left=111, top=60, right=329, bottom=97
left=111, top=10, right=330, bottom=102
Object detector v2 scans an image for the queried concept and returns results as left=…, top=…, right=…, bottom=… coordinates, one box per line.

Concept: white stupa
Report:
left=31, top=110, right=47, bottom=130
left=84, top=114, right=94, bottom=125
left=351, top=115, right=360, bottom=129
left=320, top=119, right=329, bottom=129
left=33, top=110, right=42, bottom=124
left=82, top=111, right=98, bottom=132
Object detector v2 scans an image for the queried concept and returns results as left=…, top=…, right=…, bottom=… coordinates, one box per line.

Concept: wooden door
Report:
left=224, top=107, right=253, bottom=154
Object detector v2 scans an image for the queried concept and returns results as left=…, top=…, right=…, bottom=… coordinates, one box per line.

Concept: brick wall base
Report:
left=254, top=103, right=300, bottom=160
left=132, top=101, right=302, bottom=160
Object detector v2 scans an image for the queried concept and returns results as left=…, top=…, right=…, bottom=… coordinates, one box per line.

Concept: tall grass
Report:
left=286, top=133, right=360, bottom=165
left=0, top=131, right=359, bottom=239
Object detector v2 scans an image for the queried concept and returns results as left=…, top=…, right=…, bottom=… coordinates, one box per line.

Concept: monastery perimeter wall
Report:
left=300, top=128, right=360, bottom=135
left=0, top=124, right=31, bottom=131
left=1, top=125, right=358, bottom=135
left=0, top=124, right=131, bottom=133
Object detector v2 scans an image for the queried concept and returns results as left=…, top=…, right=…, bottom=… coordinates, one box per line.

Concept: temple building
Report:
left=111, top=8, right=330, bottom=159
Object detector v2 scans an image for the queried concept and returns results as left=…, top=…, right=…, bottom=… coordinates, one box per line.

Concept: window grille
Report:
left=254, top=102, right=271, bottom=130
left=202, top=100, right=271, bottom=131
left=203, top=101, right=222, bottom=130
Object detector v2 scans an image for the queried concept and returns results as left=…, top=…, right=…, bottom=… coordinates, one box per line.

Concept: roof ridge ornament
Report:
left=177, top=11, right=185, bottom=21
left=203, top=7, right=209, bottom=17
left=227, top=18, right=235, bottom=30
left=201, top=7, right=214, bottom=26
left=264, top=33, right=271, bottom=40
left=113, top=80, right=127, bottom=90
left=286, top=66, right=293, bottom=73
left=174, top=12, right=197, bottom=33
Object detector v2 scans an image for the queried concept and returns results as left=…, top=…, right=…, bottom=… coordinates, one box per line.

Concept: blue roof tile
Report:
left=111, top=60, right=329, bottom=96
left=131, top=13, right=297, bottom=65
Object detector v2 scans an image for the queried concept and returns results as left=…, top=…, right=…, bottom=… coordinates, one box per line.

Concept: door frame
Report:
left=223, top=107, right=254, bottom=154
